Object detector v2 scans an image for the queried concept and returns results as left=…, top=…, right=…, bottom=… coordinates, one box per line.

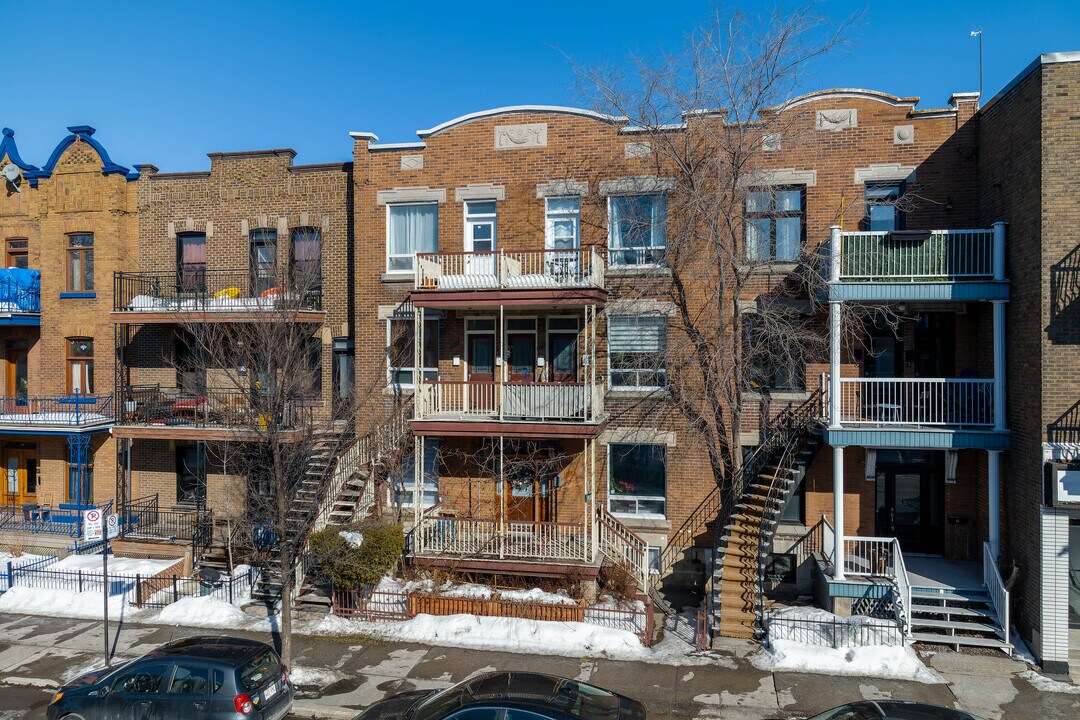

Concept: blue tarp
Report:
left=0, top=268, right=40, bottom=312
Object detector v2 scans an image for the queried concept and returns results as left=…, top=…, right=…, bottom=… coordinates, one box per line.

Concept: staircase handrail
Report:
left=597, top=506, right=649, bottom=590
left=891, top=537, right=912, bottom=638
left=983, top=541, right=1010, bottom=647
left=655, top=484, right=720, bottom=587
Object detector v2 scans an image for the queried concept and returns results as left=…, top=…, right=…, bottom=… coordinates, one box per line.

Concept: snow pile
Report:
left=339, top=531, right=364, bottom=549
left=1019, top=670, right=1080, bottom=694
left=288, top=666, right=342, bottom=688
left=157, top=596, right=255, bottom=628
left=0, top=586, right=135, bottom=620
left=374, top=576, right=576, bottom=606
left=52, top=554, right=181, bottom=577
left=315, top=612, right=645, bottom=660
left=766, top=606, right=903, bottom=646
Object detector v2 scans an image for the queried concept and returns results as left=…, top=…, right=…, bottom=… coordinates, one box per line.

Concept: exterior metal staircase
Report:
left=708, top=390, right=824, bottom=639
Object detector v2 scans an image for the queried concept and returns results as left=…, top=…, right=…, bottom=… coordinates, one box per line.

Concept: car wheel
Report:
left=61, top=714, right=87, bottom=720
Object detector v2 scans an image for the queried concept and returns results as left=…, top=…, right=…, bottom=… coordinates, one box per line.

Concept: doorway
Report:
left=466, top=324, right=496, bottom=412
left=176, top=442, right=207, bottom=507
left=547, top=317, right=579, bottom=383
left=464, top=200, right=497, bottom=275
left=6, top=339, right=29, bottom=409
left=3, top=444, right=37, bottom=506
left=875, top=451, right=945, bottom=555
left=506, top=319, right=536, bottom=382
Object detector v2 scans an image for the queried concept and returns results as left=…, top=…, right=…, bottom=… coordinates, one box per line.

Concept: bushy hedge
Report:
left=309, top=520, right=405, bottom=589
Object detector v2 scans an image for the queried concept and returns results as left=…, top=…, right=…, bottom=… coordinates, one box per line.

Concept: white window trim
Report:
left=386, top=316, right=438, bottom=389
left=607, top=442, right=668, bottom=520
left=607, top=314, right=668, bottom=391
left=385, top=202, right=438, bottom=275
left=607, top=195, right=668, bottom=268
left=463, top=200, right=498, bottom=256
left=544, top=196, right=581, bottom=250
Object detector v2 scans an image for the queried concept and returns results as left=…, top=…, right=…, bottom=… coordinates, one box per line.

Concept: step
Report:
left=911, top=604, right=999, bottom=622
left=910, top=618, right=1003, bottom=635
left=911, top=633, right=1013, bottom=651
left=729, top=514, right=776, bottom=527
left=911, top=590, right=992, bottom=604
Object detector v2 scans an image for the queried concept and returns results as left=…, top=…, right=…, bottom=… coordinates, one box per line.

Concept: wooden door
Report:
left=4, top=448, right=37, bottom=506
left=6, top=346, right=28, bottom=413
left=467, top=333, right=495, bottom=411
left=505, top=480, right=536, bottom=523
left=548, top=333, right=578, bottom=383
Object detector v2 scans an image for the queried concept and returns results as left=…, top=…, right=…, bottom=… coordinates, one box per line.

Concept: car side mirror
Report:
left=94, top=686, right=110, bottom=698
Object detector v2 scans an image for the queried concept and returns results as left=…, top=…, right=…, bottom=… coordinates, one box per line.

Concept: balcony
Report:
left=412, top=248, right=606, bottom=307
left=113, top=386, right=301, bottom=441
left=413, top=515, right=593, bottom=564
left=823, top=376, right=1009, bottom=450
left=112, top=269, right=324, bottom=323
left=0, top=394, right=113, bottom=433
left=826, top=226, right=1009, bottom=302
left=412, top=380, right=604, bottom=437
left=0, top=269, right=41, bottom=326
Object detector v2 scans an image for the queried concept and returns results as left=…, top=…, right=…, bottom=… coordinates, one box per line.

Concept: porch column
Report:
left=413, top=436, right=424, bottom=535
left=832, top=445, right=845, bottom=580
left=988, top=449, right=1001, bottom=557
left=992, top=221, right=1007, bottom=282
left=993, top=300, right=1006, bottom=431
left=829, top=224, right=842, bottom=429
left=498, top=435, right=505, bottom=559
left=498, top=304, right=504, bottom=421
left=414, top=307, right=424, bottom=418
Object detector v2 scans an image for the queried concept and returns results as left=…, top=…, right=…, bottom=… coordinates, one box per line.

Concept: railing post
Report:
left=829, top=225, right=842, bottom=282
left=832, top=446, right=845, bottom=581
left=992, top=221, right=1006, bottom=282
left=992, top=300, right=1006, bottom=431
left=78, top=570, right=84, bottom=593
left=136, top=574, right=142, bottom=606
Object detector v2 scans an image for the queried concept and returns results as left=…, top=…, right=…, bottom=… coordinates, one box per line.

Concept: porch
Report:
left=414, top=380, right=603, bottom=424
left=414, top=247, right=605, bottom=293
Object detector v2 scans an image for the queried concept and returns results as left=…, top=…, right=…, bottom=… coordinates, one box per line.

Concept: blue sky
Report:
left=2, top=1, right=1078, bottom=171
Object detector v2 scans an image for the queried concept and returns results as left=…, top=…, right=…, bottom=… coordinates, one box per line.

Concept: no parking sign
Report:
left=83, top=508, right=103, bottom=542
left=106, top=513, right=119, bottom=539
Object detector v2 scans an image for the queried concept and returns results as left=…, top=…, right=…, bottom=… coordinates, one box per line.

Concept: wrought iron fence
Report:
left=764, top=614, right=904, bottom=649
left=113, top=269, right=322, bottom=313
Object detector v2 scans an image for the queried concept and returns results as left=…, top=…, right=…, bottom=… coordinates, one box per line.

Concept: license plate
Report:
left=263, top=682, right=278, bottom=701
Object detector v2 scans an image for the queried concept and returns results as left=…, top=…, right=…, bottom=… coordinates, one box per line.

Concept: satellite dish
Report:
left=1, top=164, right=21, bottom=193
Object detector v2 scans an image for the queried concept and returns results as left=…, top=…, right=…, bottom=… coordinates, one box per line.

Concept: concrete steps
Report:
left=908, top=587, right=1012, bottom=653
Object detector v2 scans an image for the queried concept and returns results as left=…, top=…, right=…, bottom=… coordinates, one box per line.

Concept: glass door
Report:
left=467, top=333, right=495, bottom=412
left=4, top=447, right=37, bottom=506
left=6, top=341, right=28, bottom=410
left=464, top=201, right=496, bottom=275
left=876, top=464, right=944, bottom=554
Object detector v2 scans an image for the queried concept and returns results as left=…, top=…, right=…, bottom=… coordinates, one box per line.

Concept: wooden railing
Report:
left=414, top=380, right=602, bottom=422
left=830, top=377, right=995, bottom=427
left=415, top=247, right=605, bottom=291
left=598, top=507, right=649, bottom=590
left=413, top=515, right=590, bottom=562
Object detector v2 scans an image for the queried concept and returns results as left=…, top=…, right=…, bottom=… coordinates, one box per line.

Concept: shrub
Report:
left=309, top=520, right=405, bottom=589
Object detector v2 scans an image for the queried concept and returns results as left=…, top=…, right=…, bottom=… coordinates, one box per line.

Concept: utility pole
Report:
left=971, top=29, right=983, bottom=103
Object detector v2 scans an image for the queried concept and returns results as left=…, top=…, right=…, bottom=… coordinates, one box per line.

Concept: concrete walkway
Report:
left=0, top=612, right=1076, bottom=719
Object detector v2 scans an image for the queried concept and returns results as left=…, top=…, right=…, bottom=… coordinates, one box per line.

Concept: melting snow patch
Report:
left=157, top=596, right=258, bottom=629
left=0, top=586, right=135, bottom=620
left=753, top=639, right=943, bottom=684
left=288, top=666, right=342, bottom=688
left=1018, top=670, right=1080, bottom=694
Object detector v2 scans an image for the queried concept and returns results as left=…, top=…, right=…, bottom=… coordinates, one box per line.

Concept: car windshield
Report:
left=238, top=649, right=281, bottom=691
left=411, top=685, right=462, bottom=720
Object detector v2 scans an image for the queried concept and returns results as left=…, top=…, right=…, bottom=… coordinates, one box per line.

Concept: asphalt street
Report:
left=0, top=612, right=1076, bottom=719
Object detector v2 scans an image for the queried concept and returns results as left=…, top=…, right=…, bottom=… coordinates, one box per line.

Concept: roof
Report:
left=981, top=51, right=1080, bottom=113
left=145, top=635, right=271, bottom=663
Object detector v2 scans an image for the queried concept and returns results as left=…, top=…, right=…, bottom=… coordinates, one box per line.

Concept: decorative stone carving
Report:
left=401, top=155, right=424, bottom=170
left=494, top=123, right=547, bottom=149
left=816, top=109, right=857, bottom=131
left=624, top=141, right=652, bottom=158
left=893, top=125, right=915, bottom=145
left=762, top=133, right=781, bottom=152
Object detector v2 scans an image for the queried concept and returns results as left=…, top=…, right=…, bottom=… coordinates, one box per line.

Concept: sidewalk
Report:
left=0, top=611, right=1076, bottom=720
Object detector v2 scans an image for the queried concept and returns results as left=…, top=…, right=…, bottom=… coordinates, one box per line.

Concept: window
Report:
left=175, top=333, right=206, bottom=395
left=5, top=239, right=28, bottom=269
left=648, top=547, right=662, bottom=575
left=290, top=226, right=322, bottom=292
left=394, top=438, right=440, bottom=507
left=464, top=200, right=496, bottom=252
left=545, top=197, right=580, bottom=249
left=66, top=233, right=94, bottom=291
left=176, top=233, right=207, bottom=289
left=112, top=664, right=168, bottom=696
left=68, top=455, right=93, bottom=504
left=865, top=182, right=905, bottom=231
left=608, top=443, right=666, bottom=517
left=166, top=664, right=209, bottom=696
left=307, top=335, right=323, bottom=394
left=388, top=316, right=439, bottom=387
left=387, top=203, right=438, bottom=273
left=249, top=228, right=277, bottom=294
left=608, top=316, right=667, bottom=389
left=741, top=315, right=803, bottom=391
left=66, top=338, right=94, bottom=394
left=609, top=194, right=666, bottom=266
left=745, top=186, right=805, bottom=261
left=332, top=338, right=355, bottom=401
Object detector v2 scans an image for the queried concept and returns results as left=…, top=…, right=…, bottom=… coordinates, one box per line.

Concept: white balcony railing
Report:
left=415, top=247, right=605, bottom=291
left=414, top=381, right=602, bottom=423
left=414, top=515, right=591, bottom=562
left=837, top=229, right=997, bottom=281
left=830, top=377, right=994, bottom=428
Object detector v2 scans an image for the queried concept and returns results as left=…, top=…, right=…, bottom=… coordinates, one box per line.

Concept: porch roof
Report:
left=824, top=427, right=1010, bottom=450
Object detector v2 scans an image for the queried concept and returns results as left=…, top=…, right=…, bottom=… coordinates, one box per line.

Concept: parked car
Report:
left=356, top=670, right=647, bottom=719
left=806, top=700, right=987, bottom=720
left=47, top=635, right=292, bottom=720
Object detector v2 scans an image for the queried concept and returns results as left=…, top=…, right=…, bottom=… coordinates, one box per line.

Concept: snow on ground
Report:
left=0, top=586, right=139, bottom=621
left=288, top=666, right=343, bottom=688
left=375, top=576, right=577, bottom=606
left=51, top=554, right=181, bottom=576
left=156, top=596, right=257, bottom=628
left=1018, top=670, right=1080, bottom=694
left=0, top=552, right=48, bottom=565
left=339, top=531, right=364, bottom=549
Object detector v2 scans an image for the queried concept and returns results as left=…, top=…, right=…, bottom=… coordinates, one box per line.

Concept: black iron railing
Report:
left=113, top=269, right=322, bottom=313
left=118, top=385, right=296, bottom=431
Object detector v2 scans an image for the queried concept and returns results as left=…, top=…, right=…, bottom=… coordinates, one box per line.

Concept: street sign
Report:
left=83, top=508, right=103, bottom=542
left=106, top=513, right=120, bottom=540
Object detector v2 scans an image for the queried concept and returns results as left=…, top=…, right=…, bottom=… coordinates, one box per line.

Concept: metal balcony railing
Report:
left=113, top=269, right=322, bottom=313
left=836, top=229, right=999, bottom=282
left=0, top=393, right=113, bottom=428
left=118, top=385, right=296, bottom=431
left=415, top=248, right=605, bottom=292
left=413, top=380, right=603, bottom=423
left=829, top=377, right=995, bottom=428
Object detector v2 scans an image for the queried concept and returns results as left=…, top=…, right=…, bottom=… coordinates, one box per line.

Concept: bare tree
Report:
left=574, top=4, right=857, bottom=492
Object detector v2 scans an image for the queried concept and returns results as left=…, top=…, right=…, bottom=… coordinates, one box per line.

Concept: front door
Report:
left=505, top=480, right=536, bottom=523
left=4, top=447, right=37, bottom=506
left=548, top=333, right=578, bottom=383
left=507, top=333, right=536, bottom=382
left=876, top=464, right=944, bottom=555
left=176, top=444, right=207, bottom=506
left=6, top=344, right=28, bottom=409
left=467, top=333, right=495, bottom=411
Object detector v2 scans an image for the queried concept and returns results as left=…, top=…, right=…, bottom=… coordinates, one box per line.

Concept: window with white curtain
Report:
left=393, top=438, right=440, bottom=507
left=387, top=203, right=438, bottom=273
left=608, top=315, right=667, bottom=389
left=608, top=194, right=667, bottom=266
left=545, top=197, right=580, bottom=249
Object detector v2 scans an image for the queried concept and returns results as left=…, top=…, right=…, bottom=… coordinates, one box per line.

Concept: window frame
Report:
left=66, top=337, right=94, bottom=394
left=248, top=228, right=278, bottom=294
left=607, top=443, right=667, bottom=519
left=332, top=338, right=355, bottom=402
left=176, top=232, right=207, bottom=290
left=5, top=238, right=28, bottom=269
left=392, top=437, right=441, bottom=508
left=66, top=233, right=94, bottom=292
left=387, top=316, right=440, bottom=389
left=289, top=226, right=322, bottom=292
left=864, top=181, right=906, bottom=232
left=386, top=202, right=439, bottom=274
left=545, top=196, right=581, bottom=250
left=463, top=200, right=497, bottom=254
left=744, top=185, right=806, bottom=262
left=607, top=315, right=667, bottom=391
left=740, top=313, right=805, bottom=393
left=607, top=194, right=667, bottom=267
